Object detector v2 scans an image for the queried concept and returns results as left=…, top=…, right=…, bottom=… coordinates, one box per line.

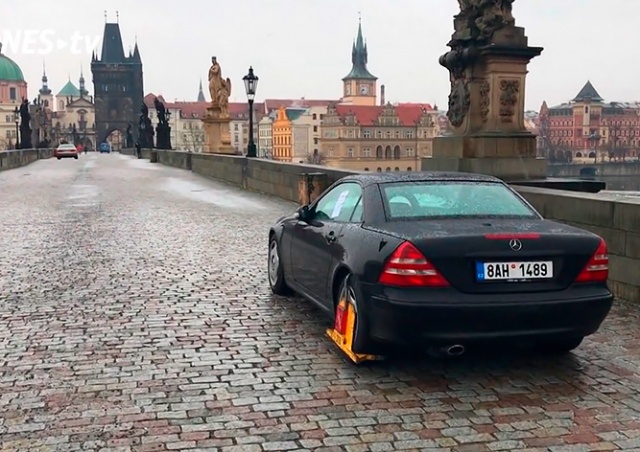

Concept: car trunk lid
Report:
left=365, top=218, right=600, bottom=294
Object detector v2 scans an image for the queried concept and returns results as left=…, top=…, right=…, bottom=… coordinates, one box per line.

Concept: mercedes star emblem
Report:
left=509, top=238, right=522, bottom=251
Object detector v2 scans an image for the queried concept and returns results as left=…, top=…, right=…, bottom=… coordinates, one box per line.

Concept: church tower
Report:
left=197, top=79, right=206, bottom=102
left=91, top=16, right=143, bottom=144
left=341, top=18, right=377, bottom=106
left=38, top=63, right=53, bottom=109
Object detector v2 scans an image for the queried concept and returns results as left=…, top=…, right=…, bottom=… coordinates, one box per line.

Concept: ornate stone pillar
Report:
left=424, top=0, right=545, bottom=180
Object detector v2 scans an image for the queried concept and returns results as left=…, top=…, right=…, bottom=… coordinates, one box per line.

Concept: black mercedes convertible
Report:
left=267, top=171, right=613, bottom=356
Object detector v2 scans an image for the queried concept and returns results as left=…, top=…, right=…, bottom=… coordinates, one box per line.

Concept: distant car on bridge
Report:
left=267, top=171, right=614, bottom=359
left=54, top=143, right=79, bottom=160
left=99, top=142, right=112, bottom=153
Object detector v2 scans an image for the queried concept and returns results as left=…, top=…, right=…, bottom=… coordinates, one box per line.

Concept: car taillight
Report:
left=575, top=238, right=608, bottom=283
left=379, top=241, right=449, bottom=287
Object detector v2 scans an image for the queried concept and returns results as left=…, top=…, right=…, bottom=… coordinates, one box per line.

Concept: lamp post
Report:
left=242, top=66, right=259, bottom=158
left=13, top=106, right=19, bottom=149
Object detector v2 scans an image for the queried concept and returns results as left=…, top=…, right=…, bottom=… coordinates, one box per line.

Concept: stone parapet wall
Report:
left=0, top=148, right=53, bottom=171
left=515, top=186, right=639, bottom=304
left=125, top=149, right=640, bottom=303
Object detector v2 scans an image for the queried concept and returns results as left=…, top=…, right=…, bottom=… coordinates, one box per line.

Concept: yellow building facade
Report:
left=272, top=106, right=293, bottom=161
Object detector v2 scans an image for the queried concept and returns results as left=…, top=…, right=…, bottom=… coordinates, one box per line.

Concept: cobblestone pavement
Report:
left=2, top=152, right=640, bottom=452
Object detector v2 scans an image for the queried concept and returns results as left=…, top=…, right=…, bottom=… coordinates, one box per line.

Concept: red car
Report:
left=54, top=143, right=79, bottom=160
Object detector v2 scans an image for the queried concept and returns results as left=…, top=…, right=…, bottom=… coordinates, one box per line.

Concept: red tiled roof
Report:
left=143, top=94, right=264, bottom=120
left=334, top=103, right=435, bottom=126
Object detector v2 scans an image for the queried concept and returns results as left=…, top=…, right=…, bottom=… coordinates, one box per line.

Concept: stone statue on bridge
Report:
left=138, top=102, right=154, bottom=148
left=208, top=56, right=232, bottom=118
left=154, top=97, right=172, bottom=150
left=18, top=98, right=33, bottom=149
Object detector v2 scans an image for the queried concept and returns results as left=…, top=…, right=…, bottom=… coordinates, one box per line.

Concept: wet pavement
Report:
left=1, top=152, right=640, bottom=451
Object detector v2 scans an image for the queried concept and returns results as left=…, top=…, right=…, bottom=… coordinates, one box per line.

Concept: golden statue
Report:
left=208, top=56, right=232, bottom=116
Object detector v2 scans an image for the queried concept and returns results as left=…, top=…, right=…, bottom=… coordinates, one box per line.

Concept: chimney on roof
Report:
left=380, top=85, right=385, bottom=106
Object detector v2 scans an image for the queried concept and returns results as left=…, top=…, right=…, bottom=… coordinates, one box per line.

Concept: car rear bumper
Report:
left=361, top=283, right=614, bottom=345
left=55, top=153, right=77, bottom=158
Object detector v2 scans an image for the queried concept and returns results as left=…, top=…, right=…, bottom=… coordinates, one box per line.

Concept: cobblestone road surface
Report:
left=1, top=153, right=640, bottom=452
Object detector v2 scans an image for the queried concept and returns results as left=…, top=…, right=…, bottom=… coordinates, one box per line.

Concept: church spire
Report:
left=39, top=62, right=51, bottom=95
left=197, top=79, right=206, bottom=102
left=342, top=17, right=377, bottom=81
left=79, top=65, right=88, bottom=97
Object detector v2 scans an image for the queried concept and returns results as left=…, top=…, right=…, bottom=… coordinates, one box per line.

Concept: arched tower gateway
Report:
left=91, top=19, right=143, bottom=146
left=341, top=19, right=377, bottom=106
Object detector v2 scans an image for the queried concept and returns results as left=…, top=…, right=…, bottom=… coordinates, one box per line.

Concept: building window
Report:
left=363, top=130, right=371, bottom=139
left=364, top=167, right=369, bottom=171
left=313, top=126, right=318, bottom=132
left=406, top=130, right=414, bottom=138
left=362, top=147, right=371, bottom=157
left=328, top=147, right=335, bottom=157
left=405, top=147, right=415, bottom=157
left=394, top=167, right=400, bottom=171
left=376, top=146, right=383, bottom=159
left=9, top=87, right=17, bottom=100
left=347, top=147, right=354, bottom=158
left=312, top=114, right=317, bottom=120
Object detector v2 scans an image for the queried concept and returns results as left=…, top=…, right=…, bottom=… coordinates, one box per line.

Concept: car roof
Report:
left=338, top=171, right=503, bottom=187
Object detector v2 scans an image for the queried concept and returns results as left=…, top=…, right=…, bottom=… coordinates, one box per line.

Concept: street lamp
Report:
left=13, top=106, right=19, bottom=149
left=242, top=66, right=259, bottom=158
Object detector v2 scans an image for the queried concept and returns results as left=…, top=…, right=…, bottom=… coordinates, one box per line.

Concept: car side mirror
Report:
left=296, top=205, right=310, bottom=221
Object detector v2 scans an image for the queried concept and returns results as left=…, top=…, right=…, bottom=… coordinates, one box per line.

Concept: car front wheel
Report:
left=268, top=237, right=292, bottom=295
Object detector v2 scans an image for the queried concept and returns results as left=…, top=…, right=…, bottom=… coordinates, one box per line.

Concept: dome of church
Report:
left=0, top=43, right=25, bottom=82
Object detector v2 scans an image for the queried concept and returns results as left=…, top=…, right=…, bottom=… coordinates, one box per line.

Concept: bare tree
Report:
left=306, top=150, right=326, bottom=165
left=182, top=124, right=205, bottom=152
left=537, top=113, right=564, bottom=163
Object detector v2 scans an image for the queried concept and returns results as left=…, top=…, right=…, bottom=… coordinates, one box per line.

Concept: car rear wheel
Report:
left=537, top=336, right=584, bottom=354
left=336, top=274, right=374, bottom=355
left=74, top=156, right=78, bottom=159
left=57, top=157, right=61, bottom=160
left=268, top=237, right=292, bottom=295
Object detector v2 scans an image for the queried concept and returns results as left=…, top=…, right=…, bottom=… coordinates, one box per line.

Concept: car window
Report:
left=314, top=182, right=362, bottom=223
left=380, top=181, right=538, bottom=220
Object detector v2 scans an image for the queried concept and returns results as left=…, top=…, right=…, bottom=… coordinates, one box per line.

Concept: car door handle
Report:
left=325, top=231, right=336, bottom=243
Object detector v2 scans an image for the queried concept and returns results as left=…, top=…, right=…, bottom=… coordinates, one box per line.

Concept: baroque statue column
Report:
left=202, top=56, right=235, bottom=154
left=423, top=0, right=545, bottom=180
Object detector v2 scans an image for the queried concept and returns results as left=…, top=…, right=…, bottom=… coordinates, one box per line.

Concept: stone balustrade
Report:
left=121, top=148, right=640, bottom=303
left=0, top=148, right=52, bottom=171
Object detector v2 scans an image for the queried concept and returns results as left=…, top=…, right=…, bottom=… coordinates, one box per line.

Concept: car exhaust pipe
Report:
left=445, top=344, right=465, bottom=356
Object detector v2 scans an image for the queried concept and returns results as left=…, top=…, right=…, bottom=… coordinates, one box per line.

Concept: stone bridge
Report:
left=1, top=150, right=640, bottom=451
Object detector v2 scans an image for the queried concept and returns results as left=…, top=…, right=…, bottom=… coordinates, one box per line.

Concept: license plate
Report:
left=476, top=261, right=553, bottom=281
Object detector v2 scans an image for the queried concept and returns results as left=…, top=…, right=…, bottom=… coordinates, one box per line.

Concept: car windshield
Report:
left=380, top=181, right=538, bottom=220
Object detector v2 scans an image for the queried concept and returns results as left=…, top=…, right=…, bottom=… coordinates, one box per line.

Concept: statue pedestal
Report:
left=202, top=106, right=234, bottom=154
left=424, top=24, right=545, bottom=181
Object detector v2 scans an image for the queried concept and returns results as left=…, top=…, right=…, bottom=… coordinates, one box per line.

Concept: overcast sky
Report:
left=2, top=0, right=639, bottom=111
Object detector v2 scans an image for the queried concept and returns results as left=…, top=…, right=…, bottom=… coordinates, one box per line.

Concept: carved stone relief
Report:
left=479, top=80, right=490, bottom=122
left=499, top=79, right=519, bottom=122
